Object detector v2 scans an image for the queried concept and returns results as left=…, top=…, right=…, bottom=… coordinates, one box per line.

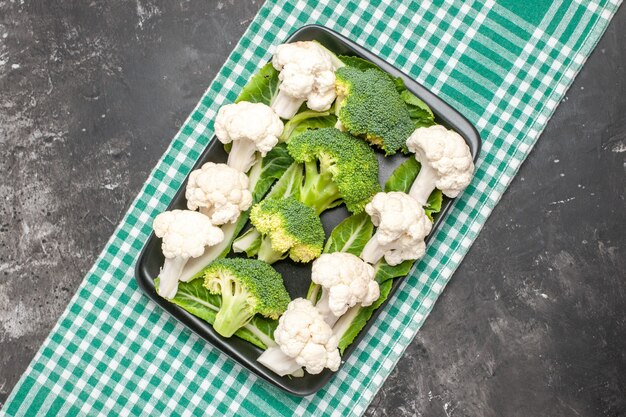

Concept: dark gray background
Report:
left=0, top=1, right=624, bottom=416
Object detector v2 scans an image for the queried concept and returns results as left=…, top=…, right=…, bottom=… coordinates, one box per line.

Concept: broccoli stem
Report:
left=334, top=95, right=345, bottom=131
left=227, top=139, right=258, bottom=173
left=408, top=162, right=437, bottom=206
left=232, top=227, right=262, bottom=257
left=256, top=235, right=286, bottom=265
left=157, top=257, right=187, bottom=299
left=299, top=160, right=342, bottom=215
left=360, top=231, right=387, bottom=265
left=164, top=281, right=274, bottom=349
left=257, top=347, right=304, bottom=377
left=271, top=90, right=305, bottom=120
left=213, top=277, right=255, bottom=338
left=279, top=110, right=330, bottom=142
left=234, top=225, right=285, bottom=265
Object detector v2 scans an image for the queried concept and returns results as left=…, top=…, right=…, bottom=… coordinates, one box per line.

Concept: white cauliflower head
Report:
left=271, top=41, right=343, bottom=119
left=153, top=210, right=224, bottom=259
left=273, top=298, right=341, bottom=375
left=214, top=101, right=284, bottom=173
left=311, top=253, right=379, bottom=322
left=361, top=192, right=432, bottom=266
left=406, top=125, right=474, bottom=205
left=152, top=210, right=224, bottom=299
left=185, top=162, right=253, bottom=225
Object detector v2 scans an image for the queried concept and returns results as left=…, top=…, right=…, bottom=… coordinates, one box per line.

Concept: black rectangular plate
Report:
left=135, top=25, right=481, bottom=397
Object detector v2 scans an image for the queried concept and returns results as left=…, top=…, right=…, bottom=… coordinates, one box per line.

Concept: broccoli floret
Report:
left=233, top=197, right=325, bottom=264
left=335, top=66, right=415, bottom=155
left=203, top=258, right=290, bottom=337
left=287, top=127, right=381, bottom=214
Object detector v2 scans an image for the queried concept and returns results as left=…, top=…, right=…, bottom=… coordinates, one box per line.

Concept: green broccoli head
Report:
left=287, top=127, right=382, bottom=214
left=203, top=258, right=290, bottom=337
left=335, top=66, right=415, bottom=155
left=249, top=197, right=325, bottom=264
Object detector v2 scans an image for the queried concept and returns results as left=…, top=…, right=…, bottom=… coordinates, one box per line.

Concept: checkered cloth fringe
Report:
left=1, top=0, right=620, bottom=416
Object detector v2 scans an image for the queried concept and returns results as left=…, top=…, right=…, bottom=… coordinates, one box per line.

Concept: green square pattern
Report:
left=0, top=0, right=621, bottom=416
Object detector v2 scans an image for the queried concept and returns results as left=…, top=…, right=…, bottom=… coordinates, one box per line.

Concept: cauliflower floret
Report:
left=214, top=101, right=284, bottom=173
left=257, top=298, right=341, bottom=376
left=271, top=41, right=343, bottom=119
left=360, top=192, right=432, bottom=266
left=185, top=162, right=253, bottom=225
left=406, top=125, right=474, bottom=205
left=153, top=210, right=224, bottom=299
left=310, top=253, right=379, bottom=326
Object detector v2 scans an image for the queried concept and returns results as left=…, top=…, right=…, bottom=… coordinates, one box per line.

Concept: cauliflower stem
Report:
left=257, top=347, right=306, bottom=377
left=360, top=230, right=390, bottom=265
left=408, top=162, right=438, bottom=206
left=227, top=139, right=260, bottom=173
left=178, top=221, right=239, bottom=283
left=271, top=90, right=305, bottom=120
left=157, top=257, right=187, bottom=299
left=311, top=289, right=341, bottom=327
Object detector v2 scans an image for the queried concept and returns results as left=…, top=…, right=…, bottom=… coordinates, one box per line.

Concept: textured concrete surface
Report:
left=0, top=1, right=624, bottom=416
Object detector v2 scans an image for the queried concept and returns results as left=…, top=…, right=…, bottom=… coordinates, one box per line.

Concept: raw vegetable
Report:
left=153, top=47, right=472, bottom=370
left=257, top=298, right=341, bottom=376
left=179, top=144, right=294, bottom=283
left=233, top=197, right=325, bottom=264
left=320, top=158, right=447, bottom=353
left=271, top=41, right=344, bottom=119
left=214, top=101, right=284, bottom=173
left=202, top=258, right=290, bottom=338
left=383, top=158, right=443, bottom=221
left=286, top=127, right=381, bottom=214
left=406, top=125, right=474, bottom=205
left=307, top=252, right=379, bottom=327
left=185, top=162, right=253, bottom=225
left=247, top=143, right=296, bottom=203
left=334, top=66, right=415, bottom=155
left=278, top=109, right=337, bottom=143
left=155, top=278, right=277, bottom=349
left=320, top=215, right=413, bottom=353
left=339, top=55, right=436, bottom=129
left=360, top=191, right=432, bottom=266
left=153, top=210, right=224, bottom=299
left=338, top=55, right=381, bottom=72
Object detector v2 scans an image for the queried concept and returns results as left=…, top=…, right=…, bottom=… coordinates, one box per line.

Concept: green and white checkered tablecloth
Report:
left=1, top=0, right=621, bottom=416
